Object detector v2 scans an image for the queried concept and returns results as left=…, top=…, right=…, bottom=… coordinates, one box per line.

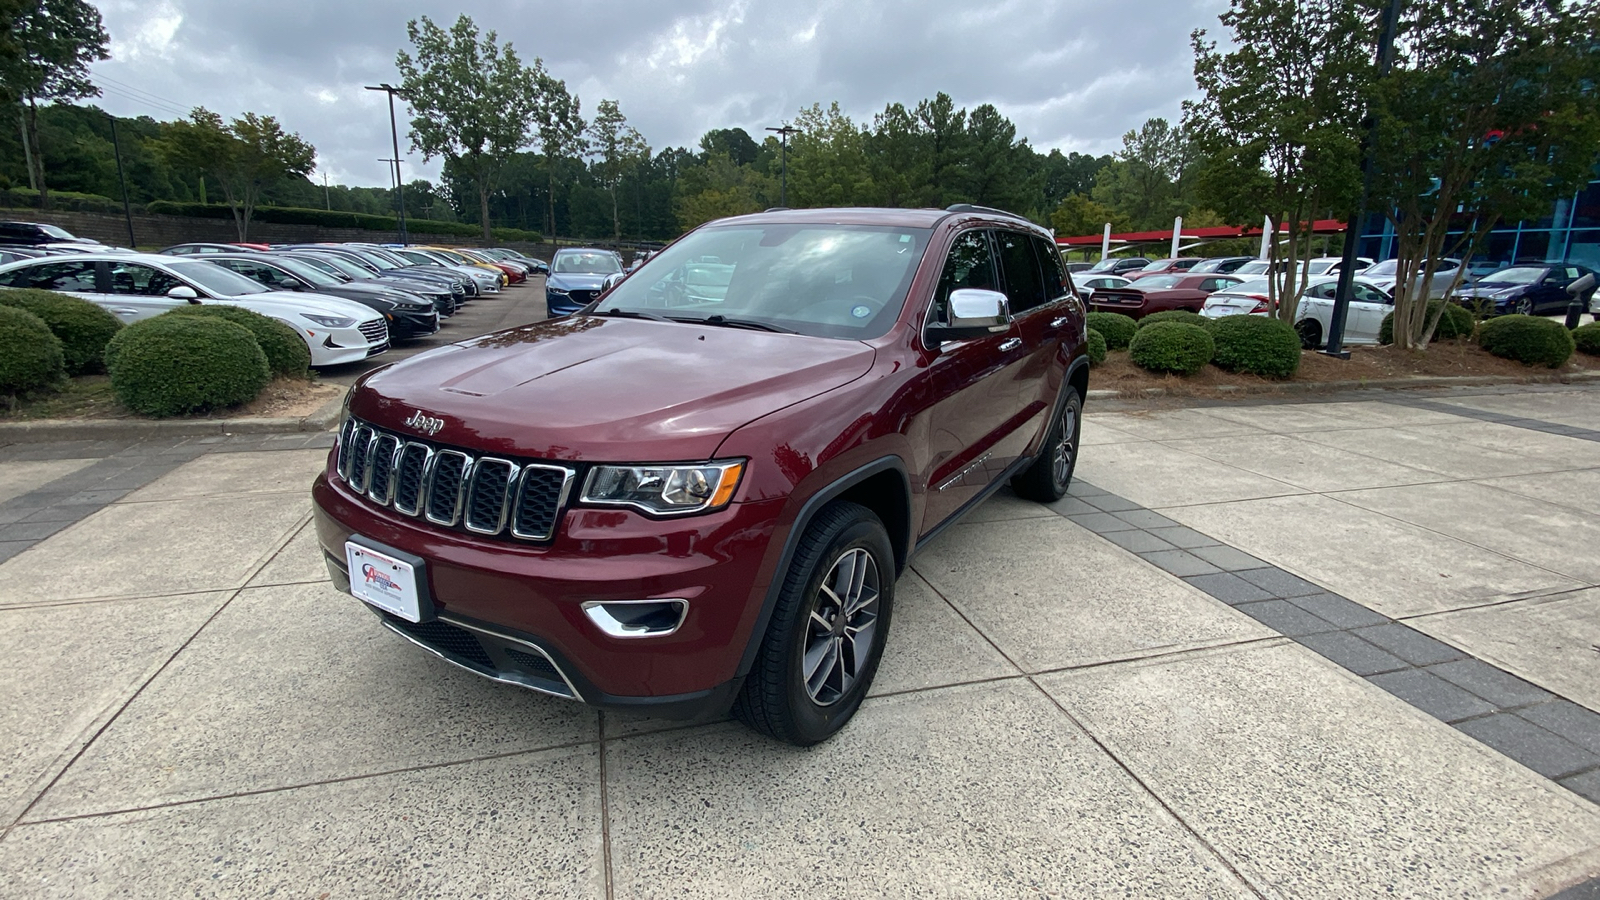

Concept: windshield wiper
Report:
left=594, top=308, right=671, bottom=323
left=687, top=314, right=795, bottom=334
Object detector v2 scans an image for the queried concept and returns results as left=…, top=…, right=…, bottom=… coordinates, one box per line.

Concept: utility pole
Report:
left=108, top=114, right=137, bottom=248
left=19, top=118, right=37, bottom=190
left=1325, top=0, right=1401, bottom=359
left=323, top=171, right=331, bottom=210
left=765, top=125, right=797, bottom=207
left=365, top=84, right=410, bottom=245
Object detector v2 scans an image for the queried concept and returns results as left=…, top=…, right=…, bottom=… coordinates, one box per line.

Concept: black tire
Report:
left=1011, top=389, right=1083, bottom=502
left=733, top=501, right=895, bottom=746
left=1296, top=318, right=1323, bottom=350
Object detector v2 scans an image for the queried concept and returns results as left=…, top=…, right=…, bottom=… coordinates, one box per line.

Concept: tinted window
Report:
left=1353, top=283, right=1390, bottom=304
left=0, top=260, right=97, bottom=291
left=1032, top=236, right=1069, bottom=300
left=107, top=263, right=179, bottom=296
left=996, top=230, right=1046, bottom=314
left=931, top=230, right=999, bottom=324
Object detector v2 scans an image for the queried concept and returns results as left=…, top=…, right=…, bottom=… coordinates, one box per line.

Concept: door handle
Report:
left=1050, top=317, right=1070, bottom=328
left=998, top=338, right=1022, bottom=352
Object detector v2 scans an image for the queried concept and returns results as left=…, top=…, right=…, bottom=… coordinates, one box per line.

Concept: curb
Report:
left=1085, top=370, right=1600, bottom=402
left=0, top=386, right=349, bottom=444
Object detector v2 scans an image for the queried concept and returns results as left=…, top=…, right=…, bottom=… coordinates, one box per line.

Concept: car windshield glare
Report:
left=169, top=261, right=270, bottom=296
left=1138, top=274, right=1182, bottom=289
left=555, top=252, right=623, bottom=275
left=270, top=257, right=342, bottom=286
left=1224, top=278, right=1272, bottom=296
left=594, top=224, right=932, bottom=340
left=1086, top=258, right=1123, bottom=273
left=1483, top=267, right=1544, bottom=284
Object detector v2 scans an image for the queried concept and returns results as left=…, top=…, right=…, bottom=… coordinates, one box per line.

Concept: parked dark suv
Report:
left=0, top=221, right=98, bottom=247
left=313, top=205, right=1090, bottom=745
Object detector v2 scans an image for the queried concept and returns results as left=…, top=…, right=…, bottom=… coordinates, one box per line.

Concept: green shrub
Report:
left=1573, top=322, right=1600, bottom=357
left=1477, top=315, right=1576, bottom=368
left=1137, top=309, right=1207, bottom=330
left=159, top=306, right=310, bottom=378
left=1085, top=312, right=1137, bottom=350
left=106, top=316, right=271, bottom=416
left=0, top=305, right=66, bottom=396
left=0, top=288, right=123, bottom=374
left=1378, top=301, right=1476, bottom=345
left=1085, top=328, right=1107, bottom=366
left=1209, top=315, right=1302, bottom=378
left=1128, top=322, right=1214, bottom=376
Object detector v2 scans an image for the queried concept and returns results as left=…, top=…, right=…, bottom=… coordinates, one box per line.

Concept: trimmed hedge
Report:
left=0, top=187, right=126, bottom=214
left=1209, top=315, right=1302, bottom=378
left=158, top=306, right=310, bottom=378
left=1137, top=309, right=1207, bottom=330
left=144, top=200, right=543, bottom=243
left=0, top=289, right=123, bottom=375
left=0, top=305, right=66, bottom=396
left=1477, top=315, right=1576, bottom=368
left=1085, top=328, right=1107, bottom=366
left=1129, top=322, right=1214, bottom=376
left=1085, top=312, right=1137, bottom=350
left=1573, top=322, right=1600, bottom=357
left=1378, top=301, right=1475, bottom=345
left=106, top=316, right=271, bottom=416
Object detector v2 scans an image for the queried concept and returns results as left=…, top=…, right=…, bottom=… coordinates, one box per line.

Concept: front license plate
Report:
left=346, top=540, right=423, bottom=622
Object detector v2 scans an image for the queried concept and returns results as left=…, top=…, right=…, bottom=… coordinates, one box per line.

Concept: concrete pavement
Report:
left=0, top=384, right=1598, bottom=897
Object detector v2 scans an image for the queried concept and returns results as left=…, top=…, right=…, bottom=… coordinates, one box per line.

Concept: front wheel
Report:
left=1296, top=319, right=1323, bottom=350
left=1011, top=390, right=1082, bottom=502
left=1516, top=297, right=1534, bottom=316
left=734, top=501, right=895, bottom=746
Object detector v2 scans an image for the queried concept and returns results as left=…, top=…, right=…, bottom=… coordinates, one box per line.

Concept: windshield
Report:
left=169, top=261, right=269, bottom=296
left=1219, top=278, right=1272, bottom=296
left=1086, top=258, right=1126, bottom=273
left=300, top=253, right=372, bottom=279
left=41, top=224, right=76, bottom=239
left=1365, top=259, right=1460, bottom=277
left=1136, top=274, right=1183, bottom=289
left=595, top=224, right=931, bottom=340
left=554, top=251, right=623, bottom=275
left=1234, top=260, right=1270, bottom=275
left=1138, top=260, right=1175, bottom=272
left=270, top=257, right=342, bottom=287
left=1189, top=259, right=1225, bottom=273
left=1480, top=267, right=1544, bottom=284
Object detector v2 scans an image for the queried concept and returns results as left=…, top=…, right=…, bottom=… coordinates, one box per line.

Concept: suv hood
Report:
left=352, top=315, right=876, bottom=461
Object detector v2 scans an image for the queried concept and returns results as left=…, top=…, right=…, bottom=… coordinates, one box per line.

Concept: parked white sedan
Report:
left=0, top=253, right=389, bottom=367
left=1200, top=275, right=1394, bottom=348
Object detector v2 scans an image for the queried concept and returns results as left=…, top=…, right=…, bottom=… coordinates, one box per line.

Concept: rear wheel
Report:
left=1011, top=390, right=1082, bottom=502
left=1296, top=319, right=1323, bottom=350
left=734, top=501, right=895, bottom=746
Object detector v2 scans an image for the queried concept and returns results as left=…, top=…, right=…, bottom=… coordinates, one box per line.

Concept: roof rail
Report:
left=944, top=203, right=1032, bottom=223
left=764, top=207, right=791, bottom=213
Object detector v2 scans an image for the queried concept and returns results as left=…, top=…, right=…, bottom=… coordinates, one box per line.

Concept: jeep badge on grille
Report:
left=404, top=410, right=445, bottom=436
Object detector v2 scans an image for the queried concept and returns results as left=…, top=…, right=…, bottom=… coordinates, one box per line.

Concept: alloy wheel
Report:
left=1053, top=406, right=1077, bottom=487
left=802, top=547, right=881, bottom=706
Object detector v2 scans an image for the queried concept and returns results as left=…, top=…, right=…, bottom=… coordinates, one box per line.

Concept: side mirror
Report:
left=925, top=288, right=1010, bottom=350
left=602, top=272, right=626, bottom=293
left=166, top=285, right=201, bottom=303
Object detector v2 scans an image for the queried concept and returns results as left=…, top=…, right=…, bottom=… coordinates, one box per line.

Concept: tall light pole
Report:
left=365, top=84, right=411, bottom=245
left=107, top=114, right=136, bottom=248
left=765, top=125, right=797, bottom=207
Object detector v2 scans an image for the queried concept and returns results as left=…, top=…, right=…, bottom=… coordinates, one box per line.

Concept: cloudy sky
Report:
left=89, top=0, right=1228, bottom=189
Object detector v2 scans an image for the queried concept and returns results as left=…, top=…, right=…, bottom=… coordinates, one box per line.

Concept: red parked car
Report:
left=313, top=206, right=1091, bottom=745
left=1126, top=257, right=1202, bottom=281
left=1088, top=273, right=1243, bottom=319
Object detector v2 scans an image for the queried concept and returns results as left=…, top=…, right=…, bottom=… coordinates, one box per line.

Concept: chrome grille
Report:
left=358, top=319, right=389, bottom=343
left=335, top=418, right=575, bottom=543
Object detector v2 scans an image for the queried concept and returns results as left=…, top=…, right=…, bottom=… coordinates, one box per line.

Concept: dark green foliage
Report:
left=1573, top=322, right=1600, bottom=357
left=1129, top=322, right=1215, bottom=376
left=1085, top=328, right=1107, bottom=366
left=159, top=306, right=310, bottom=378
left=0, top=305, right=66, bottom=396
left=1085, top=312, right=1138, bottom=350
left=0, top=288, right=122, bottom=374
left=1209, top=315, right=1302, bottom=378
left=1379, top=301, right=1477, bottom=345
left=106, top=317, right=270, bottom=417
left=1477, top=315, right=1576, bottom=368
left=1137, top=309, right=1208, bottom=330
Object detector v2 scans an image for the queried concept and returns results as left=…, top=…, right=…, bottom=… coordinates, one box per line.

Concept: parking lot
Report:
left=1, top=374, right=1599, bottom=895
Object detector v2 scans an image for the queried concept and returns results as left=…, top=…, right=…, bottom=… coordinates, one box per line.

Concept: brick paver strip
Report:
left=1060, top=477, right=1600, bottom=806
left=1383, top=396, right=1600, bottom=443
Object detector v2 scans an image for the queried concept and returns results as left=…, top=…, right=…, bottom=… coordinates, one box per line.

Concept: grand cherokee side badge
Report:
left=404, top=410, right=445, bottom=436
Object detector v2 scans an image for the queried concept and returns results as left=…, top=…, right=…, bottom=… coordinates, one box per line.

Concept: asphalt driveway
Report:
left=0, top=384, right=1597, bottom=897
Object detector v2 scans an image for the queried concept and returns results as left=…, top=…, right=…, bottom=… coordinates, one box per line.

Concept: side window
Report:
left=3, top=260, right=97, bottom=291
left=107, top=263, right=179, bottom=296
left=1353, top=283, right=1390, bottom=304
left=931, top=230, right=998, bottom=324
left=996, top=230, right=1047, bottom=315
left=1031, top=236, right=1069, bottom=301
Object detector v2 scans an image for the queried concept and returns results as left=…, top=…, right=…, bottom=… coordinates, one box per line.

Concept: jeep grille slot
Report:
left=334, top=417, right=575, bottom=543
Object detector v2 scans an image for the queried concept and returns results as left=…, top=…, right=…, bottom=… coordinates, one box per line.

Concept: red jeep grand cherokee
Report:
left=313, top=205, right=1089, bottom=745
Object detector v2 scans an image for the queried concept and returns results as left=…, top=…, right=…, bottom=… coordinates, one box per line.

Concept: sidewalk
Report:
left=0, top=385, right=1596, bottom=897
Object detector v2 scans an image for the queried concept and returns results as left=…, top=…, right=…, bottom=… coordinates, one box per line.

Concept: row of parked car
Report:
left=0, top=221, right=551, bottom=368
left=1071, top=253, right=1599, bottom=349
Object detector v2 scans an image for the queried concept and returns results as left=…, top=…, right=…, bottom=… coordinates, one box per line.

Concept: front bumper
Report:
left=306, top=320, right=389, bottom=367
left=389, top=309, right=441, bottom=340
left=312, top=467, right=782, bottom=714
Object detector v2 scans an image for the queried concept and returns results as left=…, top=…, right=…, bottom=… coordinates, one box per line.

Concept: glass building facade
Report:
left=1357, top=178, right=1600, bottom=277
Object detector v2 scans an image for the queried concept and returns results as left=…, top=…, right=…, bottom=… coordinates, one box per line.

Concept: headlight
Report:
left=547, top=287, right=569, bottom=296
left=581, top=460, right=745, bottom=516
left=303, top=313, right=357, bottom=328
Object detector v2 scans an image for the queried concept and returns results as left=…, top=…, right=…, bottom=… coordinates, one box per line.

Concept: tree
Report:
left=674, top=152, right=775, bottom=230
left=1371, top=0, right=1600, bottom=349
left=396, top=14, right=543, bottom=241
left=963, top=103, right=1041, bottom=214
left=532, top=71, right=584, bottom=241
left=1091, top=118, right=1194, bottom=231
left=1188, top=0, right=1372, bottom=322
left=2, top=0, right=109, bottom=208
left=162, top=108, right=316, bottom=241
left=789, top=102, right=871, bottom=207
left=1050, top=193, right=1130, bottom=238
left=585, top=99, right=649, bottom=241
